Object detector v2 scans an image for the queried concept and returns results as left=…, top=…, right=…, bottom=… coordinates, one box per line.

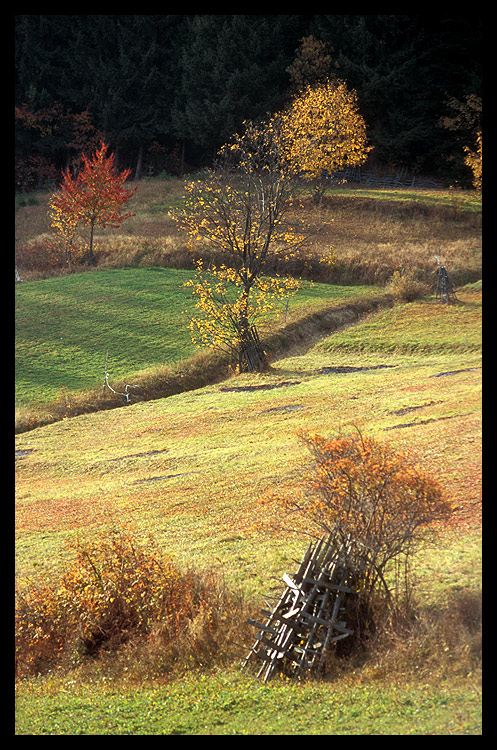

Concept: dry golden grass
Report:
left=15, top=178, right=481, bottom=286
left=15, top=525, right=253, bottom=682
left=302, top=190, right=481, bottom=285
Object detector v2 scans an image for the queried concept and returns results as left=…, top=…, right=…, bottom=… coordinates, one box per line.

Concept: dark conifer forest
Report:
left=15, top=15, right=482, bottom=189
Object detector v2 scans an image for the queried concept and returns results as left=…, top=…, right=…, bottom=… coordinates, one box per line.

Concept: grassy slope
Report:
left=15, top=267, right=198, bottom=406
left=15, top=181, right=482, bottom=734
left=15, top=671, right=481, bottom=735
left=15, top=268, right=382, bottom=408
left=15, top=287, right=482, bottom=735
left=15, top=288, right=482, bottom=582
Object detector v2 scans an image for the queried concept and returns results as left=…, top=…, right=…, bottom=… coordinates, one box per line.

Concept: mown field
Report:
left=15, top=179, right=482, bottom=734
left=15, top=268, right=383, bottom=409
left=16, top=669, right=482, bottom=735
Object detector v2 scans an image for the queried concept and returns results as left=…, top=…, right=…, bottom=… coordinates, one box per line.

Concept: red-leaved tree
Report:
left=48, top=141, right=138, bottom=264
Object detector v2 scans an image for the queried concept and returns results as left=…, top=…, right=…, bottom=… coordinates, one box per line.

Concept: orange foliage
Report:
left=267, top=430, right=454, bottom=594
left=15, top=527, right=246, bottom=678
left=48, top=141, right=138, bottom=264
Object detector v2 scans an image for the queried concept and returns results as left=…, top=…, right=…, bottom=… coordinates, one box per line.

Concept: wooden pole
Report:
left=103, top=351, right=109, bottom=395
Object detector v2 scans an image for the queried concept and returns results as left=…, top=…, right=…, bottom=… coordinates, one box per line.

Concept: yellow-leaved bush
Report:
left=464, top=131, right=482, bottom=190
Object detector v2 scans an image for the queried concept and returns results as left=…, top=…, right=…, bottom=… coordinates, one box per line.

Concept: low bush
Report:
left=297, top=430, right=453, bottom=583
left=15, top=234, right=88, bottom=277
left=387, top=268, right=429, bottom=302
left=15, top=527, right=251, bottom=681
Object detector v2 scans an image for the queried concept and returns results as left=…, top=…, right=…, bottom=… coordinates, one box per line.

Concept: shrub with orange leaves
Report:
left=15, top=528, right=249, bottom=679
left=283, top=430, right=454, bottom=599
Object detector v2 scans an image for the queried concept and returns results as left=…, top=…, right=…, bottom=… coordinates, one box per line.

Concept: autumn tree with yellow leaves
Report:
left=178, top=80, right=370, bottom=370
left=464, top=131, right=482, bottom=190
left=277, top=79, right=372, bottom=201
left=178, top=119, right=309, bottom=372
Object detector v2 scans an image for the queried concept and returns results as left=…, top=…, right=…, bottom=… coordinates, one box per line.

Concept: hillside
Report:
left=15, top=178, right=481, bottom=429
left=15, top=182, right=482, bottom=734
left=15, top=267, right=385, bottom=413
left=15, top=286, right=482, bottom=582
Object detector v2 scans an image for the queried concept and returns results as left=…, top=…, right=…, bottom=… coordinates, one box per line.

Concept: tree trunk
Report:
left=135, top=144, right=144, bottom=181
left=180, top=141, right=185, bottom=177
left=237, top=287, right=266, bottom=372
left=15, top=250, right=21, bottom=282
left=88, top=221, right=96, bottom=265
left=237, top=289, right=252, bottom=371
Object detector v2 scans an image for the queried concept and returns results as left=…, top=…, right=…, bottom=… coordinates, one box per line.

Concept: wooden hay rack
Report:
left=434, top=257, right=457, bottom=304
left=242, top=535, right=356, bottom=682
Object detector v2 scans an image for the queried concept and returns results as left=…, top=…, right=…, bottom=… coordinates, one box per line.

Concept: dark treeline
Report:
left=15, top=15, right=482, bottom=190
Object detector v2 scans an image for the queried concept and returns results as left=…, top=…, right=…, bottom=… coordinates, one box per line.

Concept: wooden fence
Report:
left=332, top=165, right=444, bottom=190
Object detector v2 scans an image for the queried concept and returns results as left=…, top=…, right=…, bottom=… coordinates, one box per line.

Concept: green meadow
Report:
left=15, top=268, right=199, bottom=406
left=15, top=182, right=481, bottom=735
left=15, top=267, right=381, bottom=408
left=16, top=670, right=481, bottom=735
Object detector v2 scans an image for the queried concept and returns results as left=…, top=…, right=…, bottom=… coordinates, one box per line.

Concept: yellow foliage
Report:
left=277, top=79, right=372, bottom=184
left=174, top=117, right=330, bottom=363
left=464, top=131, right=482, bottom=190
left=47, top=193, right=79, bottom=259
left=184, top=260, right=300, bottom=356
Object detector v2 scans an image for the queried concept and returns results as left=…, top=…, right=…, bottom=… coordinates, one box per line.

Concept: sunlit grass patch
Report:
left=16, top=336, right=481, bottom=588
left=15, top=662, right=481, bottom=735
left=15, top=267, right=199, bottom=406
left=15, top=266, right=383, bottom=417
left=318, top=289, right=481, bottom=355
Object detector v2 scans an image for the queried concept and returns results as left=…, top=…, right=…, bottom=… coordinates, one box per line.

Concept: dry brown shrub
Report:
left=15, top=527, right=252, bottom=681
left=387, top=269, right=429, bottom=302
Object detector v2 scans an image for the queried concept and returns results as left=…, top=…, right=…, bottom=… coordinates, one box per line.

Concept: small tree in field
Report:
left=276, top=430, right=453, bottom=603
left=178, top=120, right=317, bottom=371
left=277, top=79, right=372, bottom=201
left=48, top=141, right=137, bottom=265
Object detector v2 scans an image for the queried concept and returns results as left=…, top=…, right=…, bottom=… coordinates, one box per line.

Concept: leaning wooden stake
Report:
left=102, top=351, right=139, bottom=403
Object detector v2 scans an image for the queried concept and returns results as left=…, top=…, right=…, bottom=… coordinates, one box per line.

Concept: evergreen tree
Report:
left=15, top=15, right=77, bottom=110
left=309, top=16, right=430, bottom=168
left=15, top=15, right=482, bottom=181
left=68, top=16, right=177, bottom=174
left=16, top=16, right=189, bottom=176
left=310, top=14, right=481, bottom=176
left=173, top=15, right=305, bottom=159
